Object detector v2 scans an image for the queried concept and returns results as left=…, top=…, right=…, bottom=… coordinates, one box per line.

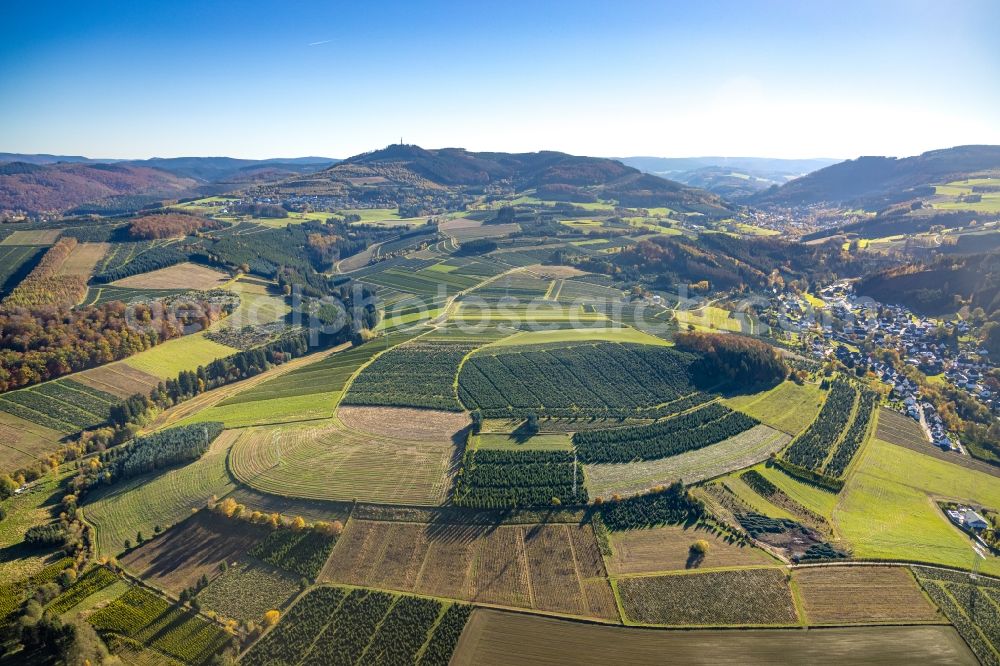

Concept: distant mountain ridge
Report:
left=618, top=156, right=839, bottom=199
left=753, top=145, right=1000, bottom=208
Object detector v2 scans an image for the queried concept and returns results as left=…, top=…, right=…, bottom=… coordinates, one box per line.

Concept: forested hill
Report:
left=856, top=252, right=1000, bottom=318
left=0, top=161, right=198, bottom=217
left=312, top=144, right=731, bottom=215
left=753, top=145, right=1000, bottom=208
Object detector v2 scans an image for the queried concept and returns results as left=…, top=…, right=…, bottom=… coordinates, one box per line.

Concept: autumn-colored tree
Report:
left=263, top=610, right=280, bottom=627
left=292, top=516, right=306, bottom=530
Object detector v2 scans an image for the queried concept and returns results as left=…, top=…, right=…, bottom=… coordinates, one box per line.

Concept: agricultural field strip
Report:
left=319, top=518, right=617, bottom=620
left=584, top=425, right=790, bottom=499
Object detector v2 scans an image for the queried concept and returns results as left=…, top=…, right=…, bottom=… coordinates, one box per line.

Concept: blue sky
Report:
left=2, top=0, right=998, bottom=159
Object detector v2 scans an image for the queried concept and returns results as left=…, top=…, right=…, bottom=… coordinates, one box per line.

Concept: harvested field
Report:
left=112, top=262, right=230, bottom=290
left=57, top=242, right=107, bottom=278
left=876, top=408, right=1000, bottom=477
left=617, top=568, right=798, bottom=626
left=585, top=425, right=790, bottom=498
left=320, top=519, right=618, bottom=620
left=0, top=229, right=62, bottom=245
left=74, top=363, right=161, bottom=399
left=607, top=524, right=775, bottom=575
left=229, top=421, right=458, bottom=506
left=337, top=405, right=471, bottom=442
left=452, top=609, right=976, bottom=666
left=524, top=264, right=588, bottom=279
left=120, top=511, right=268, bottom=594
left=793, top=566, right=942, bottom=625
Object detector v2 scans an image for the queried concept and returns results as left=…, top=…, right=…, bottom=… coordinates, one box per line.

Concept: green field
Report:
left=84, top=432, right=238, bottom=556
left=177, top=391, right=340, bottom=429
left=473, top=432, right=573, bottom=451
left=833, top=438, right=1000, bottom=575
left=0, top=471, right=70, bottom=584
left=122, top=332, right=237, bottom=379
left=752, top=463, right=840, bottom=517
left=485, top=326, right=670, bottom=348
left=723, top=381, right=826, bottom=436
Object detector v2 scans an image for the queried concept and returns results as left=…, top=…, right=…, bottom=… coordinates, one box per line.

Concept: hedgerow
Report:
left=573, top=403, right=758, bottom=463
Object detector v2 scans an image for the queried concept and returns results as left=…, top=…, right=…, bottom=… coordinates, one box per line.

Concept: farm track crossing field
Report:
left=606, top=524, right=776, bottom=575
left=585, top=425, right=790, bottom=498
left=617, top=568, right=798, bottom=626
left=320, top=519, right=618, bottom=620
left=341, top=341, right=476, bottom=410
left=792, top=566, right=942, bottom=625
left=229, top=421, right=458, bottom=505
left=877, top=407, right=1000, bottom=477
left=111, top=261, right=231, bottom=289
left=85, top=431, right=239, bottom=556
left=723, top=381, right=826, bottom=436
left=451, top=609, right=977, bottom=666
left=120, top=510, right=269, bottom=594
left=0, top=244, right=44, bottom=294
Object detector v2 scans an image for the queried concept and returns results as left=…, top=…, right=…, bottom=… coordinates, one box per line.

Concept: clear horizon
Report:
left=2, top=0, right=999, bottom=160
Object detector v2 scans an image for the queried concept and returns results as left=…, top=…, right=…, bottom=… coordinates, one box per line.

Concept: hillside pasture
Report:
left=320, top=519, right=618, bottom=620
left=793, top=566, right=941, bottom=625
left=111, top=261, right=230, bottom=290
left=228, top=421, right=457, bottom=506
left=723, top=381, right=826, bottom=436
left=85, top=431, right=239, bottom=556
left=833, top=438, right=1000, bottom=575
left=606, top=524, right=776, bottom=575
left=585, top=424, right=790, bottom=499
left=451, top=610, right=976, bottom=666
left=617, top=568, right=798, bottom=626
left=473, top=432, right=573, bottom=451
left=175, top=390, right=341, bottom=428
left=122, top=332, right=237, bottom=379
left=120, top=510, right=269, bottom=594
